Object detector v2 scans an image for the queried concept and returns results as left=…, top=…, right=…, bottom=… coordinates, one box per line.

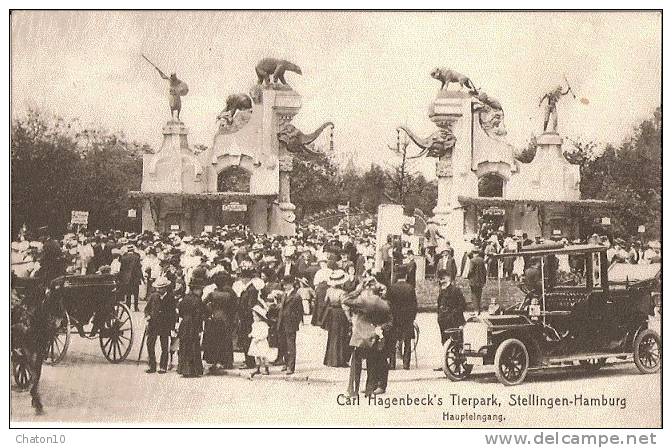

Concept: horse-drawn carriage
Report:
left=11, top=272, right=135, bottom=389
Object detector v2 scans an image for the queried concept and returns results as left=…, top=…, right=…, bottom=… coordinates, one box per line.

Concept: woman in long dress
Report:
left=202, top=273, right=237, bottom=371
left=177, top=279, right=208, bottom=377
left=322, top=270, right=351, bottom=367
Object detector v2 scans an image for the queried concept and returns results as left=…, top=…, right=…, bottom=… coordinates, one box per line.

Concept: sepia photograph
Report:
left=8, top=8, right=663, bottom=432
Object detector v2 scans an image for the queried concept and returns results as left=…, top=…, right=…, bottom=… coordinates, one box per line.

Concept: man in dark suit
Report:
left=38, top=226, right=64, bottom=283
left=119, top=245, right=144, bottom=311
left=144, top=277, right=177, bottom=373
left=92, top=236, right=113, bottom=271
left=466, top=250, right=487, bottom=314
left=436, top=269, right=466, bottom=345
left=403, top=250, right=417, bottom=289
left=277, top=276, right=304, bottom=375
left=386, top=266, right=417, bottom=370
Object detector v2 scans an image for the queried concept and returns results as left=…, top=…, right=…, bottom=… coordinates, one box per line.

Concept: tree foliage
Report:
left=572, top=107, right=661, bottom=239
left=11, top=110, right=144, bottom=235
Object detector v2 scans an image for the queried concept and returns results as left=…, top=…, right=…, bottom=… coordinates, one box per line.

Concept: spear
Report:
left=564, top=74, right=590, bottom=104
left=142, top=54, right=166, bottom=78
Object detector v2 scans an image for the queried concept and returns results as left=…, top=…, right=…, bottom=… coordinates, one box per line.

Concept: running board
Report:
left=542, top=353, right=631, bottom=365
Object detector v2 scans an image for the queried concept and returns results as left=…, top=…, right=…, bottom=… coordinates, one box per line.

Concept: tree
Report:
left=11, top=109, right=145, bottom=235
left=572, top=107, right=661, bottom=239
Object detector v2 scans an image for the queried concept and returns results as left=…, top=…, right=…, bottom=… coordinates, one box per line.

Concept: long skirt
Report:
left=323, top=307, right=351, bottom=367
left=202, top=319, right=233, bottom=367
left=177, top=331, right=204, bottom=376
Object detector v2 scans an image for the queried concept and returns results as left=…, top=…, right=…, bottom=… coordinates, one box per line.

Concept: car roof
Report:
left=491, top=243, right=608, bottom=258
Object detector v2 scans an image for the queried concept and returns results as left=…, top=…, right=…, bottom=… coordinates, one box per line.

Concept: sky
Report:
left=10, top=11, right=661, bottom=177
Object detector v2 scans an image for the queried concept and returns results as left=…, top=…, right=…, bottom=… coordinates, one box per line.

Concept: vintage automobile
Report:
left=442, top=244, right=661, bottom=386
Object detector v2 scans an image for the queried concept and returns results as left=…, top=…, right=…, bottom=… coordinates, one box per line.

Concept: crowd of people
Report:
left=10, top=216, right=662, bottom=397
left=10, top=221, right=420, bottom=397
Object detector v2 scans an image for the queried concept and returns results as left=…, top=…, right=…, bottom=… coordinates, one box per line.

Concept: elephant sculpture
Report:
left=277, top=121, right=334, bottom=157
left=397, top=126, right=456, bottom=159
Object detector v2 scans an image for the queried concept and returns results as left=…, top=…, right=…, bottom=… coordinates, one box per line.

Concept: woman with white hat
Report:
left=322, top=270, right=351, bottom=368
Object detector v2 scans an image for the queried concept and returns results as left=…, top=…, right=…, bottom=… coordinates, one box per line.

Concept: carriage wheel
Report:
left=99, top=303, right=134, bottom=363
left=412, top=322, right=420, bottom=353
left=45, top=310, right=71, bottom=365
left=12, top=351, right=32, bottom=389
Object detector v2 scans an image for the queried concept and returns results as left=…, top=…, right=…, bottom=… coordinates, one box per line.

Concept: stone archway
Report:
left=478, top=172, right=505, bottom=197
left=216, top=166, right=252, bottom=225
left=217, top=165, right=251, bottom=193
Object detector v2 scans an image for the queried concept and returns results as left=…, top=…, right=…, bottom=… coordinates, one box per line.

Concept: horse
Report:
left=11, top=276, right=63, bottom=415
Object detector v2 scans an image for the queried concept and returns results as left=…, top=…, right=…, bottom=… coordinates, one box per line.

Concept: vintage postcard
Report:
left=8, top=9, right=662, bottom=433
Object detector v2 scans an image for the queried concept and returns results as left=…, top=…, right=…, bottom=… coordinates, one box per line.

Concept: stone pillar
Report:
left=428, top=91, right=464, bottom=243
left=270, top=155, right=296, bottom=235
left=264, top=89, right=301, bottom=236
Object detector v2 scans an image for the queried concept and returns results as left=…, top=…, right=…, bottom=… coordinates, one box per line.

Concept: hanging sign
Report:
left=222, top=202, right=247, bottom=212
left=638, top=225, right=646, bottom=233
left=70, top=211, right=89, bottom=225
left=337, top=204, right=350, bottom=213
left=170, top=224, right=180, bottom=231
left=127, top=209, right=137, bottom=218
left=552, top=229, right=562, bottom=236
left=204, top=225, right=213, bottom=233
left=601, top=217, right=611, bottom=225
left=483, top=206, right=505, bottom=216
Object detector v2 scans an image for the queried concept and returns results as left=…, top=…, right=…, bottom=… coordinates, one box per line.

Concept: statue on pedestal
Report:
left=256, top=58, right=302, bottom=87
left=539, top=83, right=574, bottom=133
left=430, top=67, right=478, bottom=93
left=143, top=54, right=189, bottom=121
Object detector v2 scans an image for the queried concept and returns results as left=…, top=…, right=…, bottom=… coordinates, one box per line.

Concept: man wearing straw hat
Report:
left=143, top=276, right=176, bottom=374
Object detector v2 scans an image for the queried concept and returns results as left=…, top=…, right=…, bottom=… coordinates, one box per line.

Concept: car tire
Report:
left=442, top=338, right=473, bottom=381
left=633, top=329, right=661, bottom=374
left=494, top=338, right=529, bottom=386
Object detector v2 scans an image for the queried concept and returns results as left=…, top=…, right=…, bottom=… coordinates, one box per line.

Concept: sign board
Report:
left=638, top=225, right=646, bottom=233
left=483, top=206, right=505, bottom=216
left=601, top=217, right=611, bottom=225
left=552, top=229, right=562, bottom=236
left=170, top=224, right=180, bottom=231
left=222, top=202, right=247, bottom=212
left=204, top=225, right=213, bottom=233
left=70, top=211, right=89, bottom=225
left=127, top=209, right=137, bottom=218
left=514, top=229, right=523, bottom=237
left=337, top=204, right=350, bottom=213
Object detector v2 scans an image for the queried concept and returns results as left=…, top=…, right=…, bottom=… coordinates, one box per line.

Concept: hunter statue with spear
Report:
left=143, top=54, right=189, bottom=121
left=538, top=75, right=588, bottom=133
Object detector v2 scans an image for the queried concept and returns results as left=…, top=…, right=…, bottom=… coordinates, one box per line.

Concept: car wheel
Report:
left=579, top=358, right=607, bottom=371
left=442, top=338, right=473, bottom=381
left=494, top=338, right=529, bottom=386
left=633, top=329, right=661, bottom=374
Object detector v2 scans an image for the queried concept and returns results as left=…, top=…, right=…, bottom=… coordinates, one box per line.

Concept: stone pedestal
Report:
left=429, top=91, right=465, bottom=243
left=265, top=90, right=301, bottom=236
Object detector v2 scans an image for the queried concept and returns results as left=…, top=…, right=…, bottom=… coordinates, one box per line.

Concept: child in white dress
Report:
left=248, top=305, right=271, bottom=377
